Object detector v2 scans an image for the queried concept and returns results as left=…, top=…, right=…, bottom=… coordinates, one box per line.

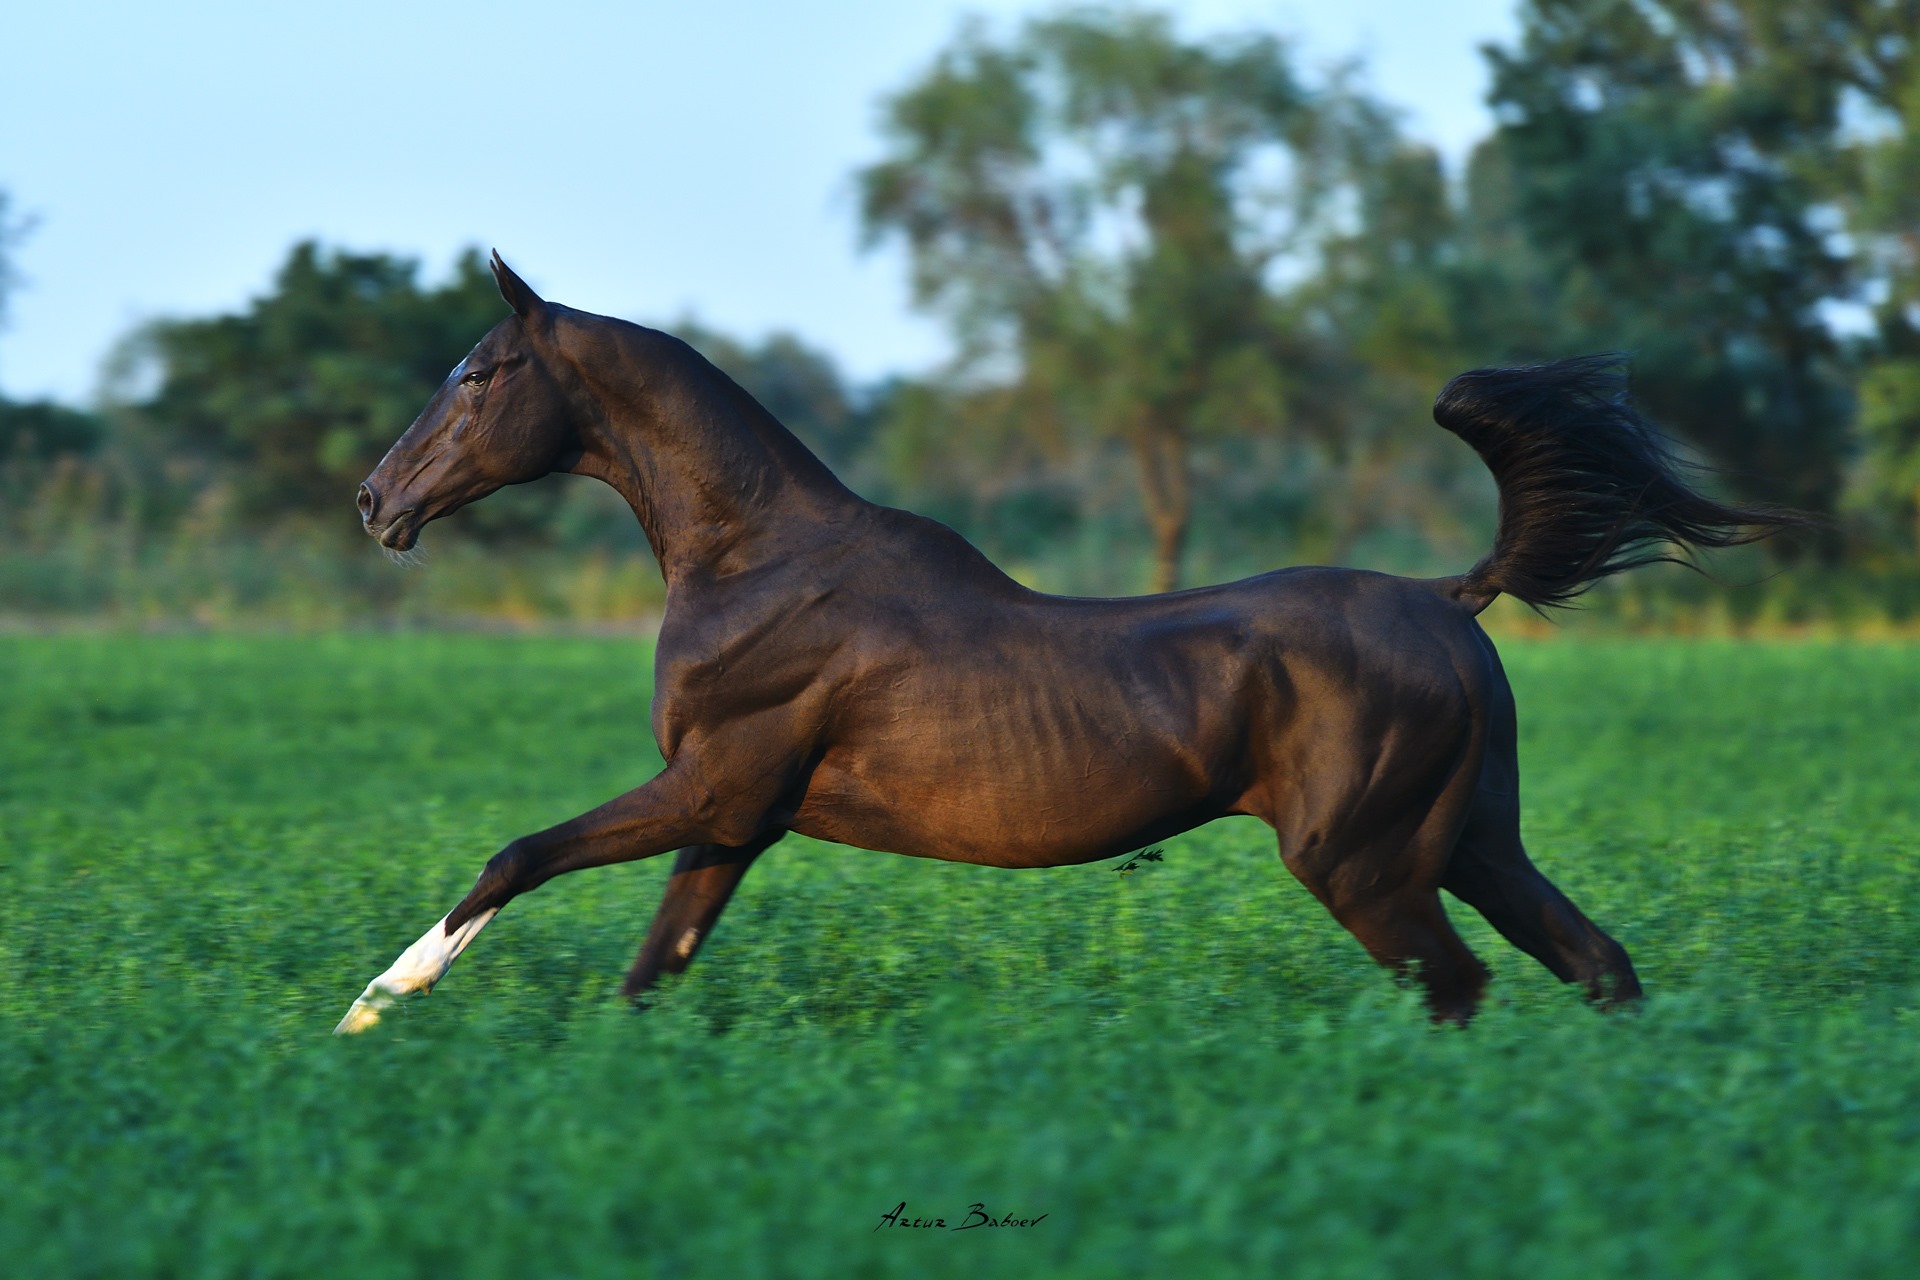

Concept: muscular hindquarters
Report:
left=1237, top=599, right=1503, bottom=1019
left=1254, top=636, right=1487, bottom=910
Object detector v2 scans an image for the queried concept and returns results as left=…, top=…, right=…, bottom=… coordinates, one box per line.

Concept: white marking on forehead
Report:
left=447, top=337, right=487, bottom=384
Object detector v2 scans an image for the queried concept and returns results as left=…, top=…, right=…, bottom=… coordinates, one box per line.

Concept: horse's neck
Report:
left=571, top=323, right=860, bottom=578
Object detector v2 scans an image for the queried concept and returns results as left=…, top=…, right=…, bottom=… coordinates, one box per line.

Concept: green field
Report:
left=4, top=634, right=1918, bottom=1277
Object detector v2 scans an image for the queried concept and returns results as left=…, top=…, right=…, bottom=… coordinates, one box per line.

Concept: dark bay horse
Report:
left=335, top=253, right=1789, bottom=1033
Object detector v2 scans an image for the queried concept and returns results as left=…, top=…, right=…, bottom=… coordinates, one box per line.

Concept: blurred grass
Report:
left=4, top=635, right=1919, bottom=1277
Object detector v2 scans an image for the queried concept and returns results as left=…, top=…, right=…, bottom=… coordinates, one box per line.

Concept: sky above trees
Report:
left=0, top=0, right=1515, bottom=405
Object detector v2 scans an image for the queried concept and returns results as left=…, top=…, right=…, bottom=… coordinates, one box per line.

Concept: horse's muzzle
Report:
left=358, top=482, right=422, bottom=550
left=373, top=511, right=422, bottom=551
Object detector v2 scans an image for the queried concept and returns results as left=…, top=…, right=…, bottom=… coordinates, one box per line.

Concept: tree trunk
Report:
left=1131, top=417, right=1192, bottom=594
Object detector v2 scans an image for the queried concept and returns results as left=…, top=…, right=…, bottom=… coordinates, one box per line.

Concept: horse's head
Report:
left=356, top=252, right=578, bottom=552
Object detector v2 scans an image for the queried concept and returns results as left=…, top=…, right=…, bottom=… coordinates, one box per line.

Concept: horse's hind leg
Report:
left=1278, top=801, right=1492, bottom=1023
left=1441, top=788, right=1642, bottom=1006
left=1328, top=886, right=1492, bottom=1024
left=623, top=833, right=780, bottom=999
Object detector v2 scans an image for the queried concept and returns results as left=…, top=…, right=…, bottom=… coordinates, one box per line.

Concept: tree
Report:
left=0, top=188, right=109, bottom=534
left=1478, top=0, right=1876, bottom=533
left=125, top=242, right=509, bottom=529
left=1293, top=136, right=1508, bottom=567
left=1829, top=2, right=1920, bottom=551
left=860, top=10, right=1368, bottom=591
left=0, top=398, right=101, bottom=462
left=1855, top=359, right=1920, bottom=553
left=0, top=187, right=28, bottom=340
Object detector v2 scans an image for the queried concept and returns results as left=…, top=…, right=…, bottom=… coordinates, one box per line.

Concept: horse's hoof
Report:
left=334, top=994, right=388, bottom=1035
left=333, top=977, right=411, bottom=1034
left=332, top=908, right=498, bottom=1035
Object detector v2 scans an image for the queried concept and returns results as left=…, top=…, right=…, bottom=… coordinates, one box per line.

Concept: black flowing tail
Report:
left=1434, top=354, right=1805, bottom=613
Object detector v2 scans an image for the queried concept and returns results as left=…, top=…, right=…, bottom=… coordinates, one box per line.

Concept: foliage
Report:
left=71, top=244, right=887, bottom=563
left=1811, top=0, right=1920, bottom=334
left=3, top=635, right=1919, bottom=1275
left=0, top=187, right=30, bottom=340
left=11, top=5, right=1920, bottom=613
left=0, top=396, right=102, bottom=465
left=1841, top=3, right=1920, bottom=550
left=0, top=398, right=110, bottom=559
left=1479, top=0, right=1918, bottom=535
left=120, top=242, right=514, bottom=532
left=859, top=9, right=1378, bottom=589
left=1854, top=357, right=1920, bottom=553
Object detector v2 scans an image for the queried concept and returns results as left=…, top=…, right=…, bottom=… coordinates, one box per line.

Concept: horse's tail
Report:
left=1434, top=353, right=1804, bottom=615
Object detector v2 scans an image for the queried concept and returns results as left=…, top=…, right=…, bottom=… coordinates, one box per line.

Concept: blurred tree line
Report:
left=1, top=1, right=1917, bottom=623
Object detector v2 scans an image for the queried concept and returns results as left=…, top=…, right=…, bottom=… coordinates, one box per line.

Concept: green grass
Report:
left=4, top=634, right=1919, bottom=1277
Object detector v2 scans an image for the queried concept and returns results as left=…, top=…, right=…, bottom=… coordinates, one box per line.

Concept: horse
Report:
left=335, top=252, right=1791, bottom=1033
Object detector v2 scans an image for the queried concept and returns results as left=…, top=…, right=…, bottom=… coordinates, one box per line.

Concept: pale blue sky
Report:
left=0, top=0, right=1516, bottom=404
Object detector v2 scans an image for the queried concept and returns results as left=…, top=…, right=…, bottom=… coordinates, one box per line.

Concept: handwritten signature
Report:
left=1115, top=846, right=1165, bottom=876
left=875, top=1201, right=1049, bottom=1232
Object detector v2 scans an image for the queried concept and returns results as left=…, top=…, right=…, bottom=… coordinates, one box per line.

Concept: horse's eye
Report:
left=463, top=369, right=490, bottom=387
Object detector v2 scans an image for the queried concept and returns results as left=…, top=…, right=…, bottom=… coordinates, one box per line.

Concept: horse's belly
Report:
left=787, top=632, right=1264, bottom=865
left=788, top=747, right=1221, bottom=868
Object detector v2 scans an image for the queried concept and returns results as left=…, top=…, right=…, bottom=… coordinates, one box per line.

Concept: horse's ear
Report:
left=489, top=250, right=544, bottom=317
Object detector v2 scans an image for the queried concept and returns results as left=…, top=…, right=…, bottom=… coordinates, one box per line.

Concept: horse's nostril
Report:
left=357, top=483, right=377, bottom=525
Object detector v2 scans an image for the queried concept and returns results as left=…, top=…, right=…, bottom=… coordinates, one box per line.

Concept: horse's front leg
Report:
left=334, top=762, right=777, bottom=1034
left=624, top=832, right=782, bottom=999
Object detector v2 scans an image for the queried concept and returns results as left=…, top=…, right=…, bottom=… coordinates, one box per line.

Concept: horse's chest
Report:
left=648, top=658, right=824, bottom=760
